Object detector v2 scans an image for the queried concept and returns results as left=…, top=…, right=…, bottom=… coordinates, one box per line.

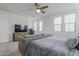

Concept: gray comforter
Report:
left=18, top=34, right=52, bottom=55
left=25, top=36, right=70, bottom=56
left=18, top=35, right=79, bottom=56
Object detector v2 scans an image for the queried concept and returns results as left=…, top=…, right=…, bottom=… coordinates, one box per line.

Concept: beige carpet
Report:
left=0, top=41, right=21, bottom=56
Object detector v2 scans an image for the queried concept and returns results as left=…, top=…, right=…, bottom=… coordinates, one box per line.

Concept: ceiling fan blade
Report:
left=40, top=6, right=48, bottom=9
left=41, top=10, right=45, bottom=13
left=34, top=3, right=39, bottom=8
left=35, top=3, right=38, bottom=6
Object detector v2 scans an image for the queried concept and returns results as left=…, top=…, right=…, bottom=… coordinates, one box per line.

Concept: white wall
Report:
left=31, top=8, right=79, bottom=38
left=0, top=10, right=28, bottom=43
left=9, top=13, right=28, bottom=41
left=28, top=17, right=34, bottom=29
left=0, top=11, right=9, bottom=43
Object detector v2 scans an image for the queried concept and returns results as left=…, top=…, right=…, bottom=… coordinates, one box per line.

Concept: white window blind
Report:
left=34, top=22, right=37, bottom=31
left=39, top=21, right=43, bottom=31
left=64, top=13, right=76, bottom=32
left=54, top=17, right=62, bottom=31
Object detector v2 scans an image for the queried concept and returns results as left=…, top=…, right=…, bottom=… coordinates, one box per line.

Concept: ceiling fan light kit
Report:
left=36, top=9, right=41, bottom=13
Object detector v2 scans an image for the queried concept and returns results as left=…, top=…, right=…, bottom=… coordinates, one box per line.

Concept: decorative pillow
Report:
left=66, top=38, right=79, bottom=50
left=77, top=35, right=79, bottom=38
left=75, top=38, right=79, bottom=50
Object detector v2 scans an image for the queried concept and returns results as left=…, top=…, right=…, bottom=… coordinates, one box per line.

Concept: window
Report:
left=54, top=17, right=62, bottom=31
left=34, top=22, right=37, bottom=31
left=39, top=21, right=43, bottom=31
left=64, top=13, right=76, bottom=32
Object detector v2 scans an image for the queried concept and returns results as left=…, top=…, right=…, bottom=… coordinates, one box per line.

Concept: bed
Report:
left=18, top=35, right=79, bottom=56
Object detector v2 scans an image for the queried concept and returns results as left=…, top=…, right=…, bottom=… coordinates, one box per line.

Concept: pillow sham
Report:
left=75, top=38, right=79, bottom=50
left=66, top=38, right=79, bottom=50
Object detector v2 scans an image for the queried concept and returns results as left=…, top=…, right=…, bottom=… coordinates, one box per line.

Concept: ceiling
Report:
left=0, top=3, right=79, bottom=18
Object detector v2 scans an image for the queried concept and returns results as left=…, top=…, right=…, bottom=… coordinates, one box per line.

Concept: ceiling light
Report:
left=36, top=9, right=41, bottom=13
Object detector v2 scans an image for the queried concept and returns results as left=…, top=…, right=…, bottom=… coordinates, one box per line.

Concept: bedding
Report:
left=18, top=34, right=52, bottom=55
left=18, top=35, right=79, bottom=56
left=70, top=49, right=79, bottom=56
left=66, top=38, right=79, bottom=50
left=75, top=37, right=79, bottom=50
left=25, top=36, right=70, bottom=56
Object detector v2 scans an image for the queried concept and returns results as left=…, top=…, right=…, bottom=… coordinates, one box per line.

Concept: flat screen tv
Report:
left=15, top=24, right=21, bottom=32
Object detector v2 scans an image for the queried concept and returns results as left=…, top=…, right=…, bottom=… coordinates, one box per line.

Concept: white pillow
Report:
left=66, top=38, right=79, bottom=49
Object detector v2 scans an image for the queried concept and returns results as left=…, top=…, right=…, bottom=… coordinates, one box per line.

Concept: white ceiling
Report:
left=0, top=3, right=79, bottom=18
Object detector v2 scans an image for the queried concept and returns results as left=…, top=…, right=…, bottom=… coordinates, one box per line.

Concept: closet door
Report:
left=0, top=13, right=9, bottom=43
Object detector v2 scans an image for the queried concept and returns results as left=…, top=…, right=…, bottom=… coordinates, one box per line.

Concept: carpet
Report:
left=0, top=41, right=21, bottom=56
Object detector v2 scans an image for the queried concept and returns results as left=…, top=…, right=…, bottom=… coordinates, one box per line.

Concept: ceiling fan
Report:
left=34, top=3, right=48, bottom=13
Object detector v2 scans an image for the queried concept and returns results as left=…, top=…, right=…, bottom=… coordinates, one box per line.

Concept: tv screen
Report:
left=15, top=24, right=21, bottom=32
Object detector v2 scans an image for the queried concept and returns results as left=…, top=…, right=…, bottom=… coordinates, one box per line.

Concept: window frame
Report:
left=34, top=22, right=37, bottom=31
left=64, top=13, right=76, bottom=32
left=54, top=16, right=62, bottom=32
left=39, top=20, right=43, bottom=31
